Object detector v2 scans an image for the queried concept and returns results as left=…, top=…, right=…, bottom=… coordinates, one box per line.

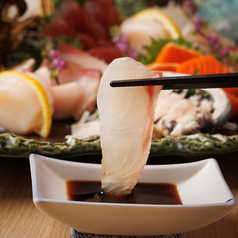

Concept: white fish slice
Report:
left=97, top=57, right=162, bottom=197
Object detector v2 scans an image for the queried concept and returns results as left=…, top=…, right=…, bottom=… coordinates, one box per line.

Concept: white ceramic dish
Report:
left=29, top=154, right=236, bottom=236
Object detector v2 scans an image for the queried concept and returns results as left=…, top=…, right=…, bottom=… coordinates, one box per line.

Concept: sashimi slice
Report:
left=50, top=82, right=84, bottom=120
left=176, top=55, right=232, bottom=75
left=58, top=68, right=100, bottom=85
left=66, top=120, right=100, bottom=140
left=54, top=1, right=110, bottom=46
left=58, top=41, right=108, bottom=73
left=71, top=70, right=100, bottom=120
left=43, top=19, right=97, bottom=49
left=50, top=68, right=100, bottom=120
left=154, top=96, right=213, bottom=137
left=169, top=105, right=212, bottom=137
left=43, top=19, right=78, bottom=38
left=66, top=111, right=100, bottom=140
left=97, top=57, right=162, bottom=197
left=83, top=0, right=120, bottom=29
left=146, top=62, right=180, bottom=72
left=88, top=46, right=123, bottom=64
left=155, top=42, right=202, bottom=63
left=154, top=90, right=187, bottom=122
left=37, top=60, right=100, bottom=120
left=155, top=99, right=191, bottom=137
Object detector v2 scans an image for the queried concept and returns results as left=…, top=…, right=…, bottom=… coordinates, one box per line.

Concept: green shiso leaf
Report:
left=12, top=36, right=43, bottom=70
left=138, top=37, right=193, bottom=65
left=114, top=0, right=146, bottom=17
left=53, top=36, right=84, bottom=50
left=52, top=0, right=87, bottom=8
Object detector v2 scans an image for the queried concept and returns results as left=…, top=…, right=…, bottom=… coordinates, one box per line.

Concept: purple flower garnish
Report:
left=195, top=18, right=203, bottom=31
left=218, top=47, right=230, bottom=56
left=113, top=33, right=130, bottom=52
left=182, top=0, right=197, bottom=14
left=128, top=49, right=138, bottom=59
left=47, top=37, right=53, bottom=44
left=115, top=41, right=129, bottom=53
left=206, top=36, right=220, bottom=44
left=182, top=0, right=191, bottom=7
left=49, top=49, right=59, bottom=58
left=112, top=34, right=121, bottom=43
left=112, top=31, right=138, bottom=59
left=53, top=58, right=66, bottom=71
left=120, top=34, right=129, bottom=44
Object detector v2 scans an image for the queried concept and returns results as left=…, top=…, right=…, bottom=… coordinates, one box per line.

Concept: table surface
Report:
left=0, top=151, right=237, bottom=238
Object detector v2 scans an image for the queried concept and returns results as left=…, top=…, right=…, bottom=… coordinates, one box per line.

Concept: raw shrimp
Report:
left=97, top=57, right=162, bottom=197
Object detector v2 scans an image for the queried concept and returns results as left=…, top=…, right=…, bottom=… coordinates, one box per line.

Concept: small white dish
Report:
left=29, top=154, right=236, bottom=236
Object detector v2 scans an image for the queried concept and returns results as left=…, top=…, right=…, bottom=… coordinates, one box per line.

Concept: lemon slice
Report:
left=132, top=8, right=181, bottom=39
left=0, top=71, right=52, bottom=137
left=120, top=8, right=181, bottom=54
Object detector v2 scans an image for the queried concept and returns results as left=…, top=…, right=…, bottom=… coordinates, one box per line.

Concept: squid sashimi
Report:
left=97, top=57, right=163, bottom=197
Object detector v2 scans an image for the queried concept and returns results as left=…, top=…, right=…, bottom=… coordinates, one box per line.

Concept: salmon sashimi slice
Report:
left=176, top=55, right=232, bottom=75
left=155, top=42, right=202, bottom=64
left=146, top=62, right=180, bottom=72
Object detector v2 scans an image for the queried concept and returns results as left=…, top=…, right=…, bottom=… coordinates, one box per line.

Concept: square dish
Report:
left=29, top=154, right=236, bottom=236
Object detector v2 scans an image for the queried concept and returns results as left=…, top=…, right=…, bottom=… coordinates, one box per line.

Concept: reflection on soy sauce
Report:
left=66, top=180, right=182, bottom=205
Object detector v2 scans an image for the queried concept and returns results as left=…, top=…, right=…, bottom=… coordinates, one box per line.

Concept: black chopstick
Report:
left=110, top=72, right=238, bottom=89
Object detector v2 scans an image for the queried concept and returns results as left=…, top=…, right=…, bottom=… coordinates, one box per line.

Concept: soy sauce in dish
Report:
left=66, top=181, right=182, bottom=205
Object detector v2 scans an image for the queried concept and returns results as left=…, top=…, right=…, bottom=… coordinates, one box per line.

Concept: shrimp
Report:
left=97, top=57, right=162, bottom=197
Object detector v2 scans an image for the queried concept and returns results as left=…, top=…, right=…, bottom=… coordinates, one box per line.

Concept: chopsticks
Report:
left=110, top=72, right=238, bottom=89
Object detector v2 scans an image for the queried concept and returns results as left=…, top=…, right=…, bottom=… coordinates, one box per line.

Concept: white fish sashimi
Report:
left=154, top=90, right=187, bottom=122
left=154, top=95, right=213, bottom=138
left=58, top=41, right=108, bottom=74
left=97, top=57, right=162, bottom=197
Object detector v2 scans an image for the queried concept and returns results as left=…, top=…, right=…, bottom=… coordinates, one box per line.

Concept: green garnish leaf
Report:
left=138, top=37, right=193, bottom=65
left=53, top=35, right=83, bottom=50
left=52, top=0, right=87, bottom=8
left=38, top=13, right=55, bottom=24
left=13, top=36, right=43, bottom=70
left=68, top=37, right=84, bottom=49
left=174, top=89, right=211, bottom=100
left=185, top=89, right=196, bottom=98
left=110, top=26, right=119, bottom=37
left=229, top=52, right=238, bottom=64
left=193, top=68, right=200, bottom=75
left=114, top=0, right=146, bottom=17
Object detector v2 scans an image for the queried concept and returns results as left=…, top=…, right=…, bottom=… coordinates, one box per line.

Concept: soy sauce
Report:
left=66, top=181, right=182, bottom=205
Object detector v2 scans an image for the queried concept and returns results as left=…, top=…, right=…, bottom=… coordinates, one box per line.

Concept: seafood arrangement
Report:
left=0, top=0, right=237, bottom=157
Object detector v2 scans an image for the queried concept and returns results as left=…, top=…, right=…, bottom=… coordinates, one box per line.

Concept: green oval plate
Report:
left=0, top=119, right=238, bottom=160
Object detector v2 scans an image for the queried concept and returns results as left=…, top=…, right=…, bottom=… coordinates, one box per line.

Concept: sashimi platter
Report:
left=0, top=0, right=238, bottom=160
